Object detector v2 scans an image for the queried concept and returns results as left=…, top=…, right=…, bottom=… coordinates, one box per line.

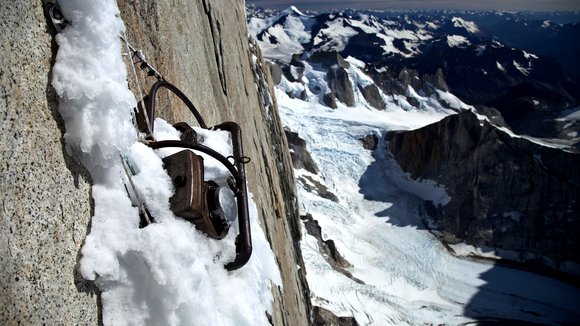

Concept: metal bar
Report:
left=212, top=122, right=252, bottom=271
left=148, top=139, right=252, bottom=271
left=147, top=81, right=208, bottom=132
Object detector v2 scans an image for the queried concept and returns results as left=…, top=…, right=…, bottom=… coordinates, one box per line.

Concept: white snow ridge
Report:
left=451, top=16, right=480, bottom=34
left=52, top=1, right=280, bottom=325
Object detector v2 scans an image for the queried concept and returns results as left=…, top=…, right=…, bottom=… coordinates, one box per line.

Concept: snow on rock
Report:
left=284, top=5, right=306, bottom=16
left=557, top=107, right=580, bottom=122
left=496, top=61, right=507, bottom=72
left=447, top=35, right=471, bottom=48
left=451, top=16, right=480, bottom=34
left=436, top=90, right=473, bottom=111
left=344, top=56, right=366, bottom=69
left=446, top=35, right=470, bottom=48
left=52, top=0, right=136, bottom=173
left=52, top=1, right=280, bottom=325
left=523, top=50, right=539, bottom=60
left=249, top=7, right=314, bottom=63
left=513, top=60, right=530, bottom=76
left=313, top=18, right=358, bottom=52
left=542, top=20, right=551, bottom=28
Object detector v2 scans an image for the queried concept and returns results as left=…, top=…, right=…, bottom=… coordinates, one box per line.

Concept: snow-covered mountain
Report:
left=247, top=6, right=580, bottom=325
left=248, top=6, right=580, bottom=144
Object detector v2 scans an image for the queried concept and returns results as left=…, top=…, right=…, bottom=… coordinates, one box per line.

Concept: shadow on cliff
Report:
left=45, top=25, right=102, bottom=325
left=357, top=135, right=580, bottom=325
left=358, top=136, right=430, bottom=230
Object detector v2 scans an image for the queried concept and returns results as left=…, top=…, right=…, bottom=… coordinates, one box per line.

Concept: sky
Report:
left=246, top=0, right=580, bottom=11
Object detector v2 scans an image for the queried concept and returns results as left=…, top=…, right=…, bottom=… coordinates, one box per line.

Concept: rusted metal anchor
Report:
left=136, top=80, right=252, bottom=271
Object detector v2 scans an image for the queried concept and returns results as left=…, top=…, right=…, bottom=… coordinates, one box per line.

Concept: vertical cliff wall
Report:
left=0, top=1, right=99, bottom=324
left=0, top=1, right=310, bottom=324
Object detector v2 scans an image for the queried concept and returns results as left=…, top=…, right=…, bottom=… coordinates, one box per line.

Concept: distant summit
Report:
left=284, top=5, right=307, bottom=16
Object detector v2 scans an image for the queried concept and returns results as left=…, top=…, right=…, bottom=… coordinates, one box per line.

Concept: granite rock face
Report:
left=359, top=134, right=379, bottom=151
left=1, top=0, right=310, bottom=324
left=387, top=111, right=580, bottom=274
left=0, top=1, right=98, bottom=324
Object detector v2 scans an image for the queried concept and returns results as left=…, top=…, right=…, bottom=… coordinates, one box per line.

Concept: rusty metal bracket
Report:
left=137, top=80, right=252, bottom=271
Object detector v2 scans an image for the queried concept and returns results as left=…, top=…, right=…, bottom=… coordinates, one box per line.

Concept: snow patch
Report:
left=451, top=17, right=480, bottom=34
left=542, top=20, right=551, bottom=28
left=436, top=90, right=473, bottom=111
left=523, top=50, right=539, bottom=59
left=513, top=60, right=530, bottom=76
left=314, top=18, right=359, bottom=52
left=344, top=56, right=366, bottom=69
left=496, top=61, right=506, bottom=72
left=446, top=35, right=470, bottom=48
left=557, top=107, right=580, bottom=121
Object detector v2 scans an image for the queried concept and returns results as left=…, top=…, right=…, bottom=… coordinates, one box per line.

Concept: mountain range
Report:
left=248, top=5, right=580, bottom=145
left=248, top=5, right=580, bottom=324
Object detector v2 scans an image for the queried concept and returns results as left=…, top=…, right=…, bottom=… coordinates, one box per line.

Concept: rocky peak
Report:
left=387, top=110, right=580, bottom=275
left=309, top=51, right=351, bottom=69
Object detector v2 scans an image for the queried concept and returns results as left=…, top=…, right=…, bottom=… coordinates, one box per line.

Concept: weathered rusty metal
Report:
left=138, top=80, right=252, bottom=271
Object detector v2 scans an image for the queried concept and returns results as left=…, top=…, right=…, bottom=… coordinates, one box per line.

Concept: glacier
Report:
left=277, top=87, right=580, bottom=324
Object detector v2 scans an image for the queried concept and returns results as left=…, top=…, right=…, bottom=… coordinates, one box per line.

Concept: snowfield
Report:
left=52, top=1, right=280, bottom=325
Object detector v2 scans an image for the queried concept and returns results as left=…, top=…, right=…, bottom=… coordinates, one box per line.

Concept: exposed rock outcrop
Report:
left=387, top=111, right=580, bottom=274
left=323, top=92, right=338, bottom=109
left=359, top=134, right=379, bottom=151
left=301, top=214, right=361, bottom=284
left=309, top=51, right=351, bottom=70
left=298, top=175, right=339, bottom=203
left=358, top=84, right=385, bottom=110
left=309, top=51, right=356, bottom=108
left=1, top=1, right=310, bottom=324
left=313, top=306, right=359, bottom=326
left=268, top=61, right=283, bottom=85
left=422, top=68, right=450, bottom=94
left=285, top=129, right=319, bottom=174
left=327, top=65, right=355, bottom=107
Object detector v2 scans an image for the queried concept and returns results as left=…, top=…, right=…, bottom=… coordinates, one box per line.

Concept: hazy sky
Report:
left=246, top=0, right=580, bottom=11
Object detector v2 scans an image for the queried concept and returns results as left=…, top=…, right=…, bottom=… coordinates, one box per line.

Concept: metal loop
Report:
left=227, top=155, right=251, bottom=165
